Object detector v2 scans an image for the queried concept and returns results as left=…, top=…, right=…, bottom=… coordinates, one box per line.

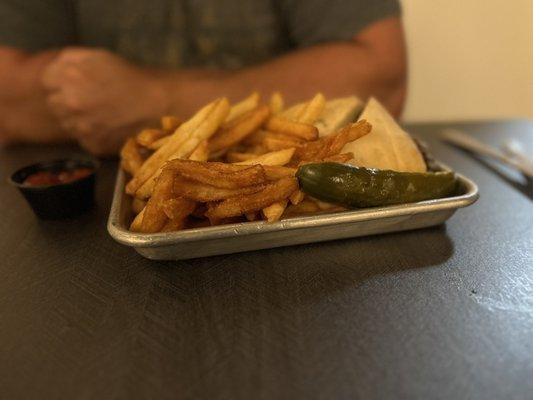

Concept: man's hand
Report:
left=42, top=48, right=168, bottom=156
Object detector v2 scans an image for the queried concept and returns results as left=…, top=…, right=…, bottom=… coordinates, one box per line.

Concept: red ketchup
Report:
left=24, top=168, right=93, bottom=187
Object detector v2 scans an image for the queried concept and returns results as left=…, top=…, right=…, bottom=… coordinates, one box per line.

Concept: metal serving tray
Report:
left=107, top=165, right=479, bottom=260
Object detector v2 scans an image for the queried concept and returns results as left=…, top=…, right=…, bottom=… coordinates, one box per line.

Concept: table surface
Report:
left=1, top=120, right=532, bottom=400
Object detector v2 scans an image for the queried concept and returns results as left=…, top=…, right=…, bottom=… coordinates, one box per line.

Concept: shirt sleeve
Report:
left=279, top=0, right=401, bottom=47
left=0, top=0, right=77, bottom=51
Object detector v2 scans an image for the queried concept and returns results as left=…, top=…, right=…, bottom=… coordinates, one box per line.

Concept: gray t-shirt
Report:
left=0, top=0, right=400, bottom=69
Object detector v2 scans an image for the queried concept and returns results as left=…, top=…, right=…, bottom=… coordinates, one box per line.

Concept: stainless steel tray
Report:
left=107, top=165, right=479, bottom=260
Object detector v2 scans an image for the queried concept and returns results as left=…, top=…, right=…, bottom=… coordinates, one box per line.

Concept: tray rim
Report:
left=107, top=164, right=479, bottom=249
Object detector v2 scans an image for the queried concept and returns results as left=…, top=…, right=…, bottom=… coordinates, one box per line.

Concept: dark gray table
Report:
left=1, top=121, right=532, bottom=400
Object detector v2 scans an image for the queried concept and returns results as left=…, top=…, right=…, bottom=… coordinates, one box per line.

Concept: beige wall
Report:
left=401, top=0, right=533, bottom=122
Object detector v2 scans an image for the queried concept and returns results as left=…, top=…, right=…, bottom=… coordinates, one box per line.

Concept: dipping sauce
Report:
left=23, top=168, right=93, bottom=187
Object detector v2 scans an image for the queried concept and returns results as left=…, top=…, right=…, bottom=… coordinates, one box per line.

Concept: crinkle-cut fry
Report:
left=131, top=198, right=147, bottom=215
left=161, top=116, right=182, bottom=133
left=136, top=128, right=167, bottom=148
left=262, top=135, right=303, bottom=152
left=292, top=120, right=371, bottom=163
left=226, top=152, right=260, bottom=163
left=126, top=98, right=221, bottom=195
left=133, top=98, right=230, bottom=199
left=269, top=92, right=284, bottom=115
left=130, top=208, right=145, bottom=232
left=148, top=135, right=170, bottom=150
left=265, top=117, right=318, bottom=141
left=262, top=200, right=288, bottom=222
left=226, top=92, right=260, bottom=123
left=188, top=140, right=209, bottom=162
left=120, top=137, right=144, bottom=176
left=173, top=176, right=268, bottom=202
left=162, top=197, right=196, bottom=221
left=165, top=160, right=267, bottom=188
left=139, top=169, right=175, bottom=233
left=234, top=148, right=295, bottom=167
left=297, top=92, right=326, bottom=124
left=208, top=105, right=270, bottom=154
left=321, top=152, right=354, bottom=164
left=289, top=189, right=305, bottom=205
left=205, top=177, right=298, bottom=221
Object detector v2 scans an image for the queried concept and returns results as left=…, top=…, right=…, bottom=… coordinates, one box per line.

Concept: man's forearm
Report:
left=0, top=47, right=68, bottom=144
left=158, top=42, right=406, bottom=118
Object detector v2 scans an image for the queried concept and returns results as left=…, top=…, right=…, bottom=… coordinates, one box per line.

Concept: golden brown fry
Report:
left=148, top=136, right=170, bottom=150
left=265, top=117, right=318, bottom=141
left=131, top=198, right=147, bottom=215
left=136, top=129, right=167, bottom=148
left=126, top=99, right=220, bottom=195
left=322, top=153, right=354, bottom=164
left=205, top=177, right=298, bottom=221
left=132, top=98, right=230, bottom=199
left=162, top=197, right=196, bottom=221
left=269, top=92, right=284, bottom=115
left=262, top=200, right=288, bottom=222
left=208, top=105, right=270, bottom=154
left=173, top=175, right=267, bottom=202
left=188, top=140, right=210, bottom=162
left=242, top=129, right=270, bottom=146
left=292, top=120, right=371, bottom=163
left=226, top=152, right=260, bottom=163
left=161, top=217, right=187, bottom=232
left=226, top=92, right=260, bottom=123
left=262, top=166, right=297, bottom=180
left=262, top=134, right=303, bottom=152
left=165, top=160, right=267, bottom=189
left=120, top=137, right=144, bottom=176
left=296, top=93, right=326, bottom=124
left=130, top=208, right=145, bottom=232
left=235, top=148, right=295, bottom=167
left=161, top=116, right=182, bottom=132
left=139, top=169, right=175, bottom=233
left=283, top=200, right=321, bottom=217
left=289, top=189, right=305, bottom=205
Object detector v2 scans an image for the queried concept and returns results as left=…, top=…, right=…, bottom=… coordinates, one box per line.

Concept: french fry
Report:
left=133, top=98, right=230, bottom=199
left=265, top=117, right=318, bottom=141
left=148, top=136, right=170, bottom=150
left=292, top=120, right=371, bottom=163
left=296, top=93, right=326, bottom=124
left=173, top=176, right=267, bottom=202
left=262, top=135, right=303, bottom=152
left=136, top=129, right=167, bottom=148
left=269, top=92, right=284, bottom=115
left=162, top=197, right=196, bottom=221
left=130, top=208, right=145, bottom=232
left=289, top=189, right=305, bottom=205
left=165, top=160, right=267, bottom=188
left=226, top=152, right=260, bottom=163
left=235, top=148, right=295, bottom=166
left=161, top=116, right=182, bottom=133
left=322, top=152, right=354, bottom=164
left=126, top=98, right=220, bottom=195
left=161, top=217, right=187, bottom=232
left=120, top=138, right=144, bottom=176
left=188, top=140, right=209, bottom=162
left=283, top=200, right=321, bottom=217
left=242, top=129, right=270, bottom=146
left=132, top=198, right=147, bottom=215
left=262, top=166, right=297, bottom=180
left=262, top=200, right=288, bottom=222
left=208, top=105, right=270, bottom=154
left=205, top=177, right=298, bottom=221
left=245, top=212, right=258, bottom=221
left=226, top=92, right=260, bottom=123
left=280, top=103, right=305, bottom=121
left=139, top=169, right=175, bottom=233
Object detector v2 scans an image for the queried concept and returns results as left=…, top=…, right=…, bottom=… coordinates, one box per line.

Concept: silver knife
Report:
left=441, top=129, right=533, bottom=179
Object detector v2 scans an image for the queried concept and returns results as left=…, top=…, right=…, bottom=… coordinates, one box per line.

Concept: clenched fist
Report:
left=42, top=48, right=168, bottom=156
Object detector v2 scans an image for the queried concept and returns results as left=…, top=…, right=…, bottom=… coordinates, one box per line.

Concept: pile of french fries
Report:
left=120, top=92, right=372, bottom=233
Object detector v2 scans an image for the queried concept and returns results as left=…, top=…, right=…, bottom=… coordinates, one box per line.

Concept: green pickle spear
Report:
left=296, top=162, right=457, bottom=208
